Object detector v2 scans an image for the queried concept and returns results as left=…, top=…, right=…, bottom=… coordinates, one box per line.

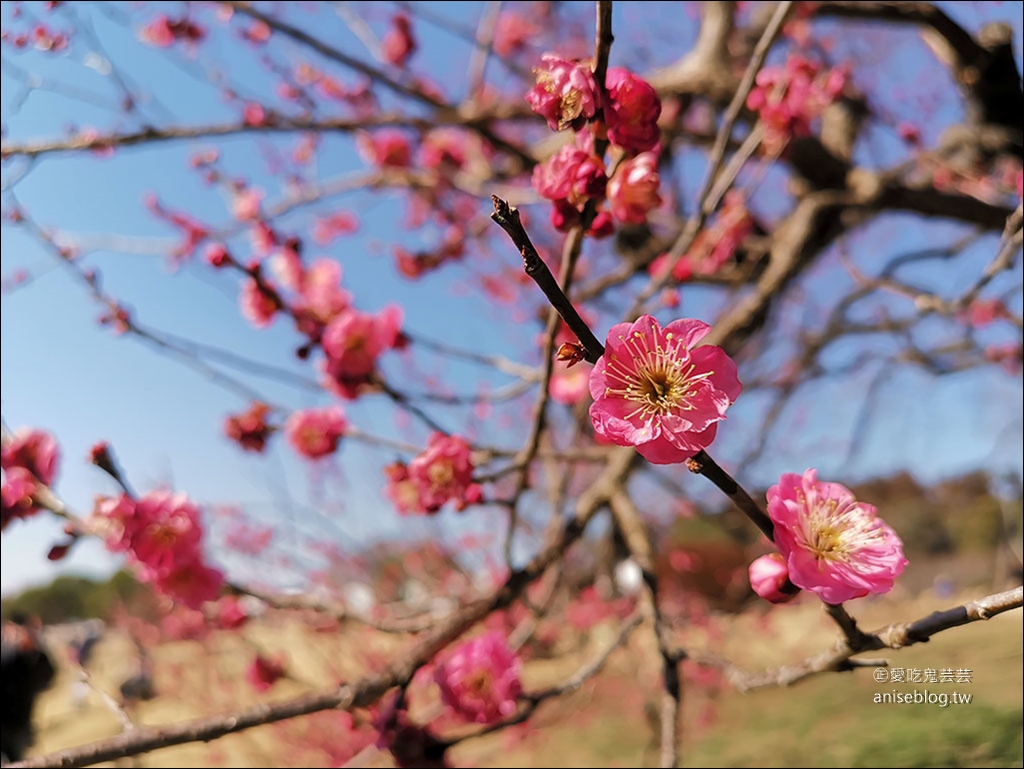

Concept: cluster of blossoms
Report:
left=746, top=54, right=849, bottom=154
left=649, top=191, right=755, bottom=287
left=527, top=56, right=663, bottom=230
left=1, top=429, right=59, bottom=531
left=91, top=490, right=224, bottom=609
left=214, top=232, right=405, bottom=399
left=588, top=315, right=742, bottom=464
left=385, top=433, right=482, bottom=515
left=433, top=631, right=522, bottom=724
left=749, top=470, right=908, bottom=604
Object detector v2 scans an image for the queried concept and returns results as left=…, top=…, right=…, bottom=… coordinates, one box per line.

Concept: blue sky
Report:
left=2, top=1, right=1022, bottom=596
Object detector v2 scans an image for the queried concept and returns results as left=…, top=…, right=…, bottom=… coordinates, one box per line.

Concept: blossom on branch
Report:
left=607, top=151, right=662, bottom=224
left=285, top=406, right=348, bottom=460
left=604, top=67, right=662, bottom=153
left=320, top=305, right=404, bottom=399
left=526, top=54, right=600, bottom=132
left=434, top=631, right=522, bottom=724
left=588, top=316, right=742, bottom=464
left=91, top=491, right=224, bottom=608
left=1, top=428, right=60, bottom=530
left=766, top=469, right=908, bottom=604
left=408, top=433, right=482, bottom=513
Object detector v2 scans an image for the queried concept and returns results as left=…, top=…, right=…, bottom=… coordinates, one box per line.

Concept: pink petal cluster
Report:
left=291, top=258, right=353, bottom=330
left=746, top=55, right=848, bottom=152
left=748, top=553, right=798, bottom=604
left=320, top=305, right=404, bottom=399
left=239, top=276, right=279, bottom=328
left=589, top=316, right=742, bottom=464
left=312, top=211, right=359, bottom=246
left=381, top=12, right=416, bottom=68
left=532, top=142, right=608, bottom=206
left=385, top=434, right=482, bottom=515
left=285, top=406, right=348, bottom=459
left=224, top=401, right=273, bottom=453
left=604, top=67, right=662, bottom=152
left=525, top=54, right=600, bottom=132
left=92, top=491, right=224, bottom=608
left=357, top=130, right=412, bottom=168
left=434, top=631, right=522, bottom=724
left=1, top=428, right=59, bottom=530
left=766, top=469, right=907, bottom=604
left=607, top=151, right=662, bottom=224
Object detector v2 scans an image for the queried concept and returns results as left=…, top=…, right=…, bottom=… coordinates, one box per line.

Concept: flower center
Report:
left=427, top=460, right=455, bottom=489
left=803, top=497, right=882, bottom=565
left=603, top=330, right=711, bottom=418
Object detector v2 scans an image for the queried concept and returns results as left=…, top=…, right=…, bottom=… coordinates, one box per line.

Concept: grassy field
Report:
left=29, top=587, right=1023, bottom=768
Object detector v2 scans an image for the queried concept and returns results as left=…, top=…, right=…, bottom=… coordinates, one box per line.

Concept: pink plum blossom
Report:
left=2, top=428, right=59, bottom=486
left=532, top=143, right=607, bottom=205
left=766, top=469, right=908, bottom=604
left=748, top=553, right=799, bottom=604
left=525, top=54, right=600, bottom=132
left=321, top=305, right=403, bottom=399
left=604, top=67, right=662, bottom=152
left=588, top=316, right=742, bottom=464
left=434, top=631, right=522, bottom=724
left=407, top=433, right=482, bottom=513
left=607, top=151, right=662, bottom=224
left=285, top=406, right=348, bottom=460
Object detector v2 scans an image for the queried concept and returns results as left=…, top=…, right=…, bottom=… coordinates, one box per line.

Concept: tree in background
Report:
left=1, top=2, right=1022, bottom=767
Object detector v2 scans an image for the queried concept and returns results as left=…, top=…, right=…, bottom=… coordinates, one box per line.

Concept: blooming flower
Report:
left=748, top=553, right=799, bottom=604
left=321, top=305, right=403, bottom=399
left=434, top=631, right=522, bottom=724
left=285, top=406, right=348, bottom=459
left=1, top=428, right=60, bottom=529
left=525, top=54, right=600, bottom=132
left=588, top=316, right=741, bottom=464
left=407, top=433, right=482, bottom=513
left=604, top=67, right=662, bottom=152
left=91, top=491, right=224, bottom=608
left=532, top=143, right=607, bottom=205
left=766, top=469, right=908, bottom=604
left=607, top=151, right=662, bottom=224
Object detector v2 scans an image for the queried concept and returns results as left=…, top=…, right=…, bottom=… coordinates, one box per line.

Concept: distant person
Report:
left=1, top=616, right=56, bottom=763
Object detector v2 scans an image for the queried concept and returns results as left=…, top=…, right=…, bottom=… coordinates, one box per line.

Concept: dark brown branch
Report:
left=685, top=451, right=774, bottom=542
left=490, top=196, right=605, bottom=363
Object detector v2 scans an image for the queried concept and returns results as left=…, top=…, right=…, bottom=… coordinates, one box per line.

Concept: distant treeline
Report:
left=1, top=570, right=147, bottom=624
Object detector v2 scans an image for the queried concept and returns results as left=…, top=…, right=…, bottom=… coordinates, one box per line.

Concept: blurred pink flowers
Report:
left=1, top=428, right=60, bottom=530
left=434, top=631, right=522, bottom=724
left=92, top=490, right=224, bottom=608
left=767, top=469, right=907, bottom=604
left=589, top=316, right=741, bottom=464
left=285, top=406, right=348, bottom=460
left=386, top=434, right=482, bottom=515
